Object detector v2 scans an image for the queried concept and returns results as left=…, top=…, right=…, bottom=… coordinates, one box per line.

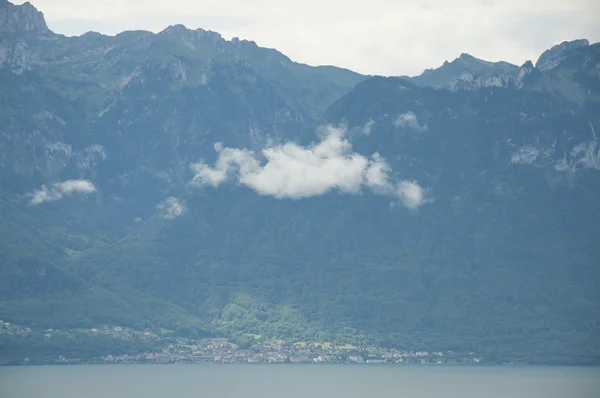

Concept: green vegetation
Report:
left=0, top=332, right=154, bottom=365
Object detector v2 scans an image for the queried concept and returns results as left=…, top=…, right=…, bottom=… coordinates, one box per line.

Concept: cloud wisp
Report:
left=28, top=179, right=97, bottom=205
left=190, top=125, right=427, bottom=208
left=157, top=197, right=186, bottom=219
left=395, top=111, right=428, bottom=132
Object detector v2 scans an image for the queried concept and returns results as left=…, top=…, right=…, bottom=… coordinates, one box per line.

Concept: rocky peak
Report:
left=0, top=1, right=50, bottom=34
left=518, top=60, right=535, bottom=78
left=520, top=60, right=534, bottom=70
left=157, top=24, right=224, bottom=49
left=160, top=24, right=190, bottom=37
left=413, top=53, right=518, bottom=89
left=458, top=53, right=480, bottom=63
left=535, top=39, right=590, bottom=71
left=457, top=53, right=518, bottom=72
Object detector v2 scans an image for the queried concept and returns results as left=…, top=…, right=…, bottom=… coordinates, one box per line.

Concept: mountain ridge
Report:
left=405, top=39, right=599, bottom=101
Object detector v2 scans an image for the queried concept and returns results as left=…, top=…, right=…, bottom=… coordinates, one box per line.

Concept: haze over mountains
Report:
left=1, top=1, right=599, bottom=364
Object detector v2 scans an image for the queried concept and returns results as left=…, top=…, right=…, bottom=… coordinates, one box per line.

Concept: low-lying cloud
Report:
left=395, top=111, right=428, bottom=132
left=28, top=179, right=96, bottom=205
left=157, top=197, right=185, bottom=219
left=190, top=125, right=427, bottom=208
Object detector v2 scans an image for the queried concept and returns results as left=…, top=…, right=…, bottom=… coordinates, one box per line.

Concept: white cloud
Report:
left=190, top=125, right=428, bottom=208
left=157, top=197, right=185, bottom=219
left=362, top=119, right=375, bottom=136
left=54, top=179, right=96, bottom=194
left=28, top=179, right=97, bottom=205
left=15, top=0, right=600, bottom=76
left=28, top=185, right=62, bottom=205
left=364, top=153, right=392, bottom=191
left=395, top=111, right=428, bottom=132
left=396, top=181, right=425, bottom=209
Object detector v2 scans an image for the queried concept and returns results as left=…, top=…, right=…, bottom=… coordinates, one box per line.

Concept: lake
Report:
left=1, top=365, right=598, bottom=398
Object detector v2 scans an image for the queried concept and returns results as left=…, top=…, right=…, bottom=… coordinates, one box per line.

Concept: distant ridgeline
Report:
left=1, top=1, right=599, bottom=365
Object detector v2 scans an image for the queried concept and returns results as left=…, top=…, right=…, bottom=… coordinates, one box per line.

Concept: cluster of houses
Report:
left=0, top=320, right=32, bottom=336
left=2, top=320, right=485, bottom=365
left=99, top=337, right=484, bottom=365
left=88, top=325, right=158, bottom=340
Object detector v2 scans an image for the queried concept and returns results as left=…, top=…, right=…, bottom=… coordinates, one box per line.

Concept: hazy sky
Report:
left=14, top=0, right=600, bottom=76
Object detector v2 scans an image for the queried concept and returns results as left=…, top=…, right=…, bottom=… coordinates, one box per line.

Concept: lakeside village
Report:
left=1, top=320, right=497, bottom=366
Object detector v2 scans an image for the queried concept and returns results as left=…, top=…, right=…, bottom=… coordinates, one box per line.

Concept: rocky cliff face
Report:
left=536, top=39, right=590, bottom=71
left=0, top=1, right=49, bottom=34
left=446, top=60, right=535, bottom=91
left=0, top=1, right=51, bottom=73
left=0, top=36, right=32, bottom=72
left=411, top=53, right=519, bottom=89
left=408, top=40, right=600, bottom=103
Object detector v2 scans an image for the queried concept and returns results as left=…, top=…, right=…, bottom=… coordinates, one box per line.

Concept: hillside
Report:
left=1, top=1, right=599, bottom=364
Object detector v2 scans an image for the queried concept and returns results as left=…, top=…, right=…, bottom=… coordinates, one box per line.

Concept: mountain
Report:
left=410, top=52, right=520, bottom=89
left=1, top=1, right=599, bottom=365
left=536, top=39, right=590, bottom=71
left=407, top=40, right=600, bottom=103
left=0, top=0, right=365, bottom=348
left=0, top=0, right=49, bottom=34
left=529, top=40, right=600, bottom=103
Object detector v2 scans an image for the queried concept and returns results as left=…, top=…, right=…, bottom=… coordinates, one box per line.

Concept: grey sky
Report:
left=15, top=0, right=600, bottom=76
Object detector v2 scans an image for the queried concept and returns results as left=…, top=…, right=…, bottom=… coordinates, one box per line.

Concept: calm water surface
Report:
left=1, top=364, right=598, bottom=398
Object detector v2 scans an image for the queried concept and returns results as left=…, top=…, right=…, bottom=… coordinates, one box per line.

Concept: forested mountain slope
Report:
left=1, top=1, right=599, bottom=364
